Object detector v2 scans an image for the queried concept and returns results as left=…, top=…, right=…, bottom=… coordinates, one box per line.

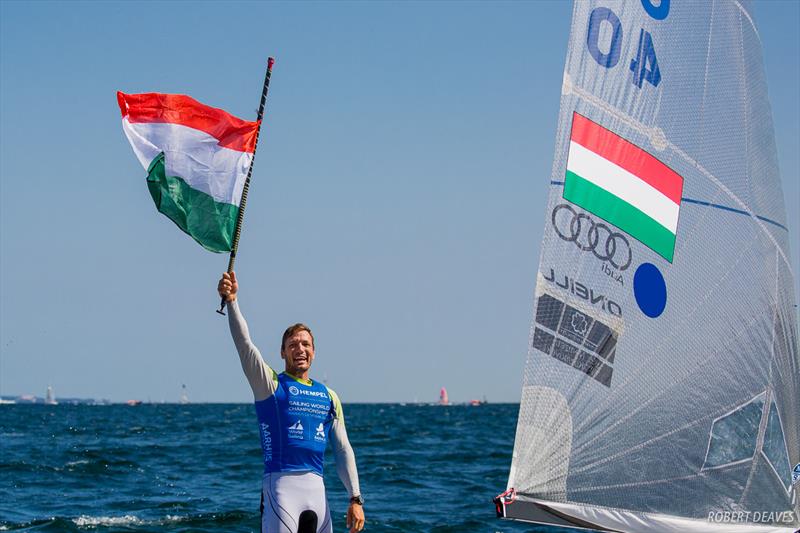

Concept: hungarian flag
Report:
left=117, top=92, right=260, bottom=253
left=563, top=112, right=683, bottom=262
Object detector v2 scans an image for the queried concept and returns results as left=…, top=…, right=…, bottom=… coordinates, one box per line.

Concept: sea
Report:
left=1, top=403, right=583, bottom=532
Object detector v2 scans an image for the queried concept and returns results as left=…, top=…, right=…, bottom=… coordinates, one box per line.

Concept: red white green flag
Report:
left=564, top=112, right=683, bottom=262
left=117, top=92, right=260, bottom=253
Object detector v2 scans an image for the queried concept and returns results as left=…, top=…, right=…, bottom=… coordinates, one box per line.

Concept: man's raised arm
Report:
left=218, top=272, right=277, bottom=401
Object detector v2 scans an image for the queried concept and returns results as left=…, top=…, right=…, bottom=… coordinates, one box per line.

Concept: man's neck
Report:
left=284, top=369, right=311, bottom=384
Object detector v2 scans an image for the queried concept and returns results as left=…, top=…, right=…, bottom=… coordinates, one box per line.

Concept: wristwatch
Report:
left=350, top=495, right=364, bottom=505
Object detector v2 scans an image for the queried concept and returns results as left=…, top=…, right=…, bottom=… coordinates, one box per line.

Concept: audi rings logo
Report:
left=288, top=386, right=300, bottom=395
left=552, top=204, right=632, bottom=270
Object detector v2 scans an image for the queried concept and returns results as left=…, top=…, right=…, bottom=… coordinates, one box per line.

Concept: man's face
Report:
left=281, top=330, right=315, bottom=375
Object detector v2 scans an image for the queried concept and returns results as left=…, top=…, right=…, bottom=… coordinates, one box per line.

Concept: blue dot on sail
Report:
left=633, top=263, right=667, bottom=318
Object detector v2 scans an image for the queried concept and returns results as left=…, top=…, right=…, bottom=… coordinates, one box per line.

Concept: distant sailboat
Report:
left=469, top=395, right=487, bottom=406
left=180, top=384, right=189, bottom=405
left=44, top=385, right=57, bottom=405
left=439, top=387, right=449, bottom=406
left=496, top=1, right=799, bottom=531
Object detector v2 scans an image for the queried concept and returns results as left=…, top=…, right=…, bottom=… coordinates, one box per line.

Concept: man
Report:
left=218, top=271, right=366, bottom=533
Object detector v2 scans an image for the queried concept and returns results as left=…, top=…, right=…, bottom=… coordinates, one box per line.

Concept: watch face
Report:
left=351, top=496, right=364, bottom=505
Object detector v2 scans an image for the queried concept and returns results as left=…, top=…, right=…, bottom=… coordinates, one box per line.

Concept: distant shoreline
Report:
left=0, top=398, right=519, bottom=406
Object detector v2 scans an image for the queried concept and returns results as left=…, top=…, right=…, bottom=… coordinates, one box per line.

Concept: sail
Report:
left=498, top=1, right=799, bottom=532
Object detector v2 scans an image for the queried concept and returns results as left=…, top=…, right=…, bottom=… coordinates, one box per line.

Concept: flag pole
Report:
left=217, top=57, right=275, bottom=315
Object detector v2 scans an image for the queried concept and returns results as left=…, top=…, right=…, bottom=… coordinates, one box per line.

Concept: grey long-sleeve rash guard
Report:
left=227, top=299, right=361, bottom=497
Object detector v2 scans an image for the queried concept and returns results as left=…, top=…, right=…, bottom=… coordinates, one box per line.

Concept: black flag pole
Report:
left=217, top=57, right=275, bottom=315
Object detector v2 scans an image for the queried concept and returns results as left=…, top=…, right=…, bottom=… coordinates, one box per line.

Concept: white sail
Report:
left=45, top=385, right=57, bottom=405
left=498, top=1, right=799, bottom=531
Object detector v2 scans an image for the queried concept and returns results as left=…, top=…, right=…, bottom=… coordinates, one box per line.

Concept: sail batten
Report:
left=501, top=1, right=799, bottom=530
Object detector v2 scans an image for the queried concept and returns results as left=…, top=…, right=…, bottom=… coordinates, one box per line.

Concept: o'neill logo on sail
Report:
left=564, top=113, right=684, bottom=263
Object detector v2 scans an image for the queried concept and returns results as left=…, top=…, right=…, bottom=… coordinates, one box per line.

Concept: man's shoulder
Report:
left=324, top=385, right=344, bottom=419
left=324, top=385, right=340, bottom=403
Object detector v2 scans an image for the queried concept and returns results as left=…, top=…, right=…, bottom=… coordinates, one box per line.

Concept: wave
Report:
left=72, top=514, right=145, bottom=527
left=1, top=511, right=256, bottom=532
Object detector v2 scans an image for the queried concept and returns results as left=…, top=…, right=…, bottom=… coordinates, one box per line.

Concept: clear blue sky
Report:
left=1, top=1, right=798, bottom=403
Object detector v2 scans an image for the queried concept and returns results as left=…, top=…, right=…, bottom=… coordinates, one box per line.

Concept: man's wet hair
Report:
left=281, top=323, right=315, bottom=351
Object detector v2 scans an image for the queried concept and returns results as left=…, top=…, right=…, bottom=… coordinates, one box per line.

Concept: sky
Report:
left=1, top=1, right=798, bottom=404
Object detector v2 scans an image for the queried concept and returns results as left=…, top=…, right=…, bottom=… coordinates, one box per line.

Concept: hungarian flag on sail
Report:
left=564, top=112, right=683, bottom=262
left=117, top=92, right=260, bottom=253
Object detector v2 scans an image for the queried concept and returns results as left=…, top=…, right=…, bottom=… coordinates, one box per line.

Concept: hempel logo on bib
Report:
left=287, top=385, right=328, bottom=399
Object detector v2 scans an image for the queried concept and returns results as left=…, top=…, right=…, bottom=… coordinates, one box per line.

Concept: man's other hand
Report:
left=346, top=502, right=365, bottom=532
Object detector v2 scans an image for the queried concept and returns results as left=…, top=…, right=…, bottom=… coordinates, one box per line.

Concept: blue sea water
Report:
left=1, top=403, right=580, bottom=532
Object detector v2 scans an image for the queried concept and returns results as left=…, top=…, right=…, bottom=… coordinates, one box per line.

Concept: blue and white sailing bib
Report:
left=254, top=373, right=334, bottom=475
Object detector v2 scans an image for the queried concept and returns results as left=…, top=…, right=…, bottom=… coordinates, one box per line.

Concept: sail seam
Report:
left=569, top=467, right=744, bottom=492
left=549, top=182, right=788, bottom=231
left=733, top=0, right=761, bottom=44
left=678, top=198, right=788, bottom=231
left=670, top=143, right=794, bottom=275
